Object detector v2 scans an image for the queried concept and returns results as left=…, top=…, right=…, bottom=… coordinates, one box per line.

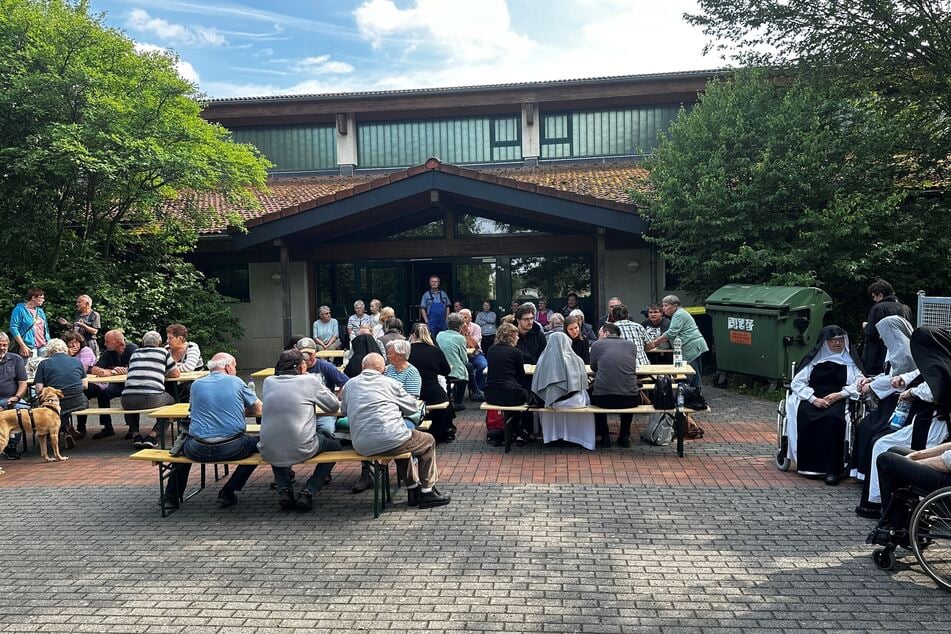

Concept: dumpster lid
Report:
left=705, top=284, right=832, bottom=310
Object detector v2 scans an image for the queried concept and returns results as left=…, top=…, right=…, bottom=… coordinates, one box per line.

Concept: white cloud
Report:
left=354, top=0, right=536, bottom=63
left=293, top=55, right=354, bottom=74
left=134, top=42, right=200, bottom=84
left=126, top=9, right=226, bottom=47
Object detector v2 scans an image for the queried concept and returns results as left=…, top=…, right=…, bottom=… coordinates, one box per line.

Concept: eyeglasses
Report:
left=830, top=336, right=846, bottom=344
left=518, top=316, right=534, bottom=322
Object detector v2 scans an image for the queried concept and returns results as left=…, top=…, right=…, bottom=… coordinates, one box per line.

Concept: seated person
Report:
left=312, top=306, right=342, bottom=351
left=294, top=337, right=347, bottom=436
left=475, top=301, right=497, bottom=352
left=347, top=300, right=372, bottom=339
left=436, top=313, right=471, bottom=410
left=33, top=338, right=88, bottom=442
left=384, top=340, right=422, bottom=399
left=484, top=323, right=529, bottom=445
left=853, top=315, right=915, bottom=517
left=165, top=324, right=203, bottom=372
left=536, top=298, right=554, bottom=331
left=62, top=331, right=95, bottom=374
left=377, top=317, right=406, bottom=350
left=590, top=323, right=640, bottom=448
left=372, top=306, right=395, bottom=339
left=641, top=303, right=671, bottom=346
left=564, top=315, right=590, bottom=364
left=260, top=349, right=342, bottom=511
left=0, top=333, right=28, bottom=459
left=341, top=353, right=450, bottom=509
left=784, top=326, right=862, bottom=485
left=344, top=330, right=384, bottom=377
left=459, top=309, right=486, bottom=402
left=610, top=304, right=651, bottom=366
left=866, top=326, right=951, bottom=513
left=164, top=353, right=262, bottom=508
left=531, top=332, right=595, bottom=450
left=121, top=331, right=180, bottom=449
left=514, top=303, right=546, bottom=365
left=874, top=442, right=951, bottom=537
left=368, top=299, right=383, bottom=329
left=83, top=330, right=137, bottom=439
left=408, top=323, right=456, bottom=444
left=546, top=313, right=565, bottom=340
left=568, top=309, right=598, bottom=343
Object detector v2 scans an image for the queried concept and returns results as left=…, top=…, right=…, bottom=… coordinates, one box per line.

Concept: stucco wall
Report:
left=231, top=262, right=309, bottom=370
left=603, top=248, right=658, bottom=319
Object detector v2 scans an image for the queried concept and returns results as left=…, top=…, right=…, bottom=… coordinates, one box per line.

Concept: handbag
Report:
left=651, top=375, right=676, bottom=410
left=682, top=386, right=708, bottom=411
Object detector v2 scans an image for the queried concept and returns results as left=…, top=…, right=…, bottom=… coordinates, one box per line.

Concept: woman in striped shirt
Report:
left=121, top=330, right=180, bottom=448
left=383, top=339, right=421, bottom=398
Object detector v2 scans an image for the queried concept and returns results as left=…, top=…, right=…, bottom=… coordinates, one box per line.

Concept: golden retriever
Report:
left=0, top=387, right=69, bottom=473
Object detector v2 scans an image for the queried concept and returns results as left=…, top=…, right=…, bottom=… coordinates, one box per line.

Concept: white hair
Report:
left=141, top=330, right=163, bottom=347
left=662, top=294, right=681, bottom=307
left=386, top=339, right=411, bottom=358
left=353, top=300, right=365, bottom=309
left=569, top=309, right=585, bottom=319
left=77, top=294, right=92, bottom=307
left=207, top=353, right=236, bottom=371
left=47, top=338, right=68, bottom=355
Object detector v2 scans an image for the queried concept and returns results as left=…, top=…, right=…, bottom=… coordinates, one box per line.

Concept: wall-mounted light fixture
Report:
left=270, top=272, right=282, bottom=285
left=626, top=260, right=641, bottom=274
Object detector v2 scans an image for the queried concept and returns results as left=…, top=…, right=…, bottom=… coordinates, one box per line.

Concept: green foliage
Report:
left=0, top=0, right=271, bottom=352
left=635, top=70, right=951, bottom=330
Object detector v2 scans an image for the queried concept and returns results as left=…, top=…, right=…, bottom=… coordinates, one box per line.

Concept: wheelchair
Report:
left=867, top=485, right=951, bottom=592
left=774, top=363, right=864, bottom=472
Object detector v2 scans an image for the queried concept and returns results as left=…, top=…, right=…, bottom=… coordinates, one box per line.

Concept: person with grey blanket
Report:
left=260, top=348, right=343, bottom=511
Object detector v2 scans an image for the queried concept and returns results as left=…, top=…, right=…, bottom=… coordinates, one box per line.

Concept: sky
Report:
left=87, top=0, right=723, bottom=99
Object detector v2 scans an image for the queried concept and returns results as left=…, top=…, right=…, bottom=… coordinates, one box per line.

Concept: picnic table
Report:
left=521, top=363, right=693, bottom=377
left=86, top=370, right=209, bottom=384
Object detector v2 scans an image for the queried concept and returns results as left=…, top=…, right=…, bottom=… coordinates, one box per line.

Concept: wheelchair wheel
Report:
left=911, top=487, right=951, bottom=592
left=775, top=398, right=791, bottom=471
left=873, top=547, right=897, bottom=570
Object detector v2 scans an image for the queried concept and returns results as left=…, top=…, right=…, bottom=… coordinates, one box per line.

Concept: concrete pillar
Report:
left=521, top=102, right=539, bottom=166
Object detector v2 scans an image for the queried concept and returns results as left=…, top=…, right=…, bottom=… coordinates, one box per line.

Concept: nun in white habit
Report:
left=531, top=332, right=596, bottom=450
left=786, top=325, right=863, bottom=484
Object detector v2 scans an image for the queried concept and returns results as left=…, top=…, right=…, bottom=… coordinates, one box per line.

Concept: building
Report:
left=192, top=70, right=719, bottom=368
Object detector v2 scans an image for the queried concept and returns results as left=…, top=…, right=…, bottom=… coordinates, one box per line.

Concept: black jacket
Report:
left=516, top=322, right=547, bottom=365
left=863, top=296, right=913, bottom=374
left=408, top=342, right=451, bottom=405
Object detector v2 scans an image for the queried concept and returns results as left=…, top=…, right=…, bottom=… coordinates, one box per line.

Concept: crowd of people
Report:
left=783, top=280, right=951, bottom=545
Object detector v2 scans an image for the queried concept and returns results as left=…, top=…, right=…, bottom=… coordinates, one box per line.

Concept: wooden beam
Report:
left=297, top=234, right=595, bottom=261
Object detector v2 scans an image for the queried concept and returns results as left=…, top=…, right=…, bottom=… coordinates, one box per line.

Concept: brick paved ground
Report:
left=1, top=386, right=950, bottom=632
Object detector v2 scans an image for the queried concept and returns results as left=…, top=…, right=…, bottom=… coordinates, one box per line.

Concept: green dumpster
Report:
left=705, top=284, right=833, bottom=383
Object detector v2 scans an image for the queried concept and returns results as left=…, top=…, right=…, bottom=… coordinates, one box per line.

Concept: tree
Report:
left=0, top=0, right=271, bottom=351
left=634, top=70, right=951, bottom=328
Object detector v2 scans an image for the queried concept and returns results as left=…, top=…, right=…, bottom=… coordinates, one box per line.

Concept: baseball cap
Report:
left=295, top=337, right=318, bottom=353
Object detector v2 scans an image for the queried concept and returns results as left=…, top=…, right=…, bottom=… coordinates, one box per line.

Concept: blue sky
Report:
left=88, top=0, right=720, bottom=98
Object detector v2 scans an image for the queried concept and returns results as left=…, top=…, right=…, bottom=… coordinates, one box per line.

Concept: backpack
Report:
left=640, top=413, right=674, bottom=446
left=651, top=375, right=676, bottom=410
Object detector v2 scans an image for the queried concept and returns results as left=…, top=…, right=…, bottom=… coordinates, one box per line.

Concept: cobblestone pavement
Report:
left=1, top=386, right=950, bottom=633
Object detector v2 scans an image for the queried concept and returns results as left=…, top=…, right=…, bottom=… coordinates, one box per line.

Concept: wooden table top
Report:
left=522, top=363, right=693, bottom=376
left=86, top=370, right=209, bottom=384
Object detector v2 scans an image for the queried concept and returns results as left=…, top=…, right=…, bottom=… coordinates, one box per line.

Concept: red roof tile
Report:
left=183, top=160, right=648, bottom=234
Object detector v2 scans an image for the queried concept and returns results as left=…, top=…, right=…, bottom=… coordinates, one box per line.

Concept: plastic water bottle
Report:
left=247, top=378, right=255, bottom=394
left=676, top=385, right=685, bottom=409
left=888, top=400, right=911, bottom=431
left=673, top=337, right=684, bottom=368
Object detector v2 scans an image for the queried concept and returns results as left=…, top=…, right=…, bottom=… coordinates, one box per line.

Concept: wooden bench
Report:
left=479, top=402, right=710, bottom=457
left=130, top=448, right=412, bottom=518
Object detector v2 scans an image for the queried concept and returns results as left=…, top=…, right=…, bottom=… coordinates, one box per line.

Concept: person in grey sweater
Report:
left=341, top=353, right=451, bottom=509
left=259, top=349, right=343, bottom=511
left=589, top=322, right=641, bottom=448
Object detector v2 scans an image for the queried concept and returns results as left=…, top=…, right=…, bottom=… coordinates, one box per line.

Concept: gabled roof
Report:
left=189, top=159, right=648, bottom=234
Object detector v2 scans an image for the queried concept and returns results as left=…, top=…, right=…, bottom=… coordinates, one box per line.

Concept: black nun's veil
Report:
left=910, top=327, right=951, bottom=421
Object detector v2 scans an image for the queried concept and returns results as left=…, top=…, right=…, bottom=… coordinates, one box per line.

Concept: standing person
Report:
left=312, top=306, right=341, bottom=351
left=459, top=309, right=487, bottom=402
left=260, top=349, right=342, bottom=511
left=559, top=292, right=580, bottom=319
left=163, top=353, right=262, bottom=509
left=862, top=279, right=913, bottom=375
left=121, top=331, right=180, bottom=449
left=598, top=297, right=622, bottom=331
left=9, top=288, right=50, bottom=360
left=475, top=301, right=498, bottom=352
left=590, top=323, right=641, bottom=448
left=419, top=276, right=451, bottom=337
left=82, top=330, right=137, bottom=440
left=341, top=353, right=451, bottom=509
left=452, top=300, right=464, bottom=314
left=648, top=295, right=709, bottom=388
left=347, top=301, right=372, bottom=339
left=57, top=295, right=101, bottom=356
left=0, top=333, right=29, bottom=459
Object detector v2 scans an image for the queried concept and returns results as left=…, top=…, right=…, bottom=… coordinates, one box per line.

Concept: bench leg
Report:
left=371, top=464, right=381, bottom=519
left=674, top=411, right=685, bottom=458
left=157, top=462, right=179, bottom=517
left=504, top=414, right=513, bottom=454
left=382, top=462, right=392, bottom=506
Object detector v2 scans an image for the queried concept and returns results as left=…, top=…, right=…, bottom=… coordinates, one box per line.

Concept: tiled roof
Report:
left=188, top=159, right=648, bottom=234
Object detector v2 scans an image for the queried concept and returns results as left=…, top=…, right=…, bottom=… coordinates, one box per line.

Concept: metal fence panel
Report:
left=917, top=292, right=951, bottom=329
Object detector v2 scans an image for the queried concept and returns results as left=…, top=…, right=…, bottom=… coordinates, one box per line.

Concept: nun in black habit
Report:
left=785, top=326, right=864, bottom=484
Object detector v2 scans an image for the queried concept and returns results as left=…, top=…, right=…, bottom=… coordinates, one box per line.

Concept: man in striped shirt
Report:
left=120, top=331, right=180, bottom=448
left=610, top=304, right=652, bottom=367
